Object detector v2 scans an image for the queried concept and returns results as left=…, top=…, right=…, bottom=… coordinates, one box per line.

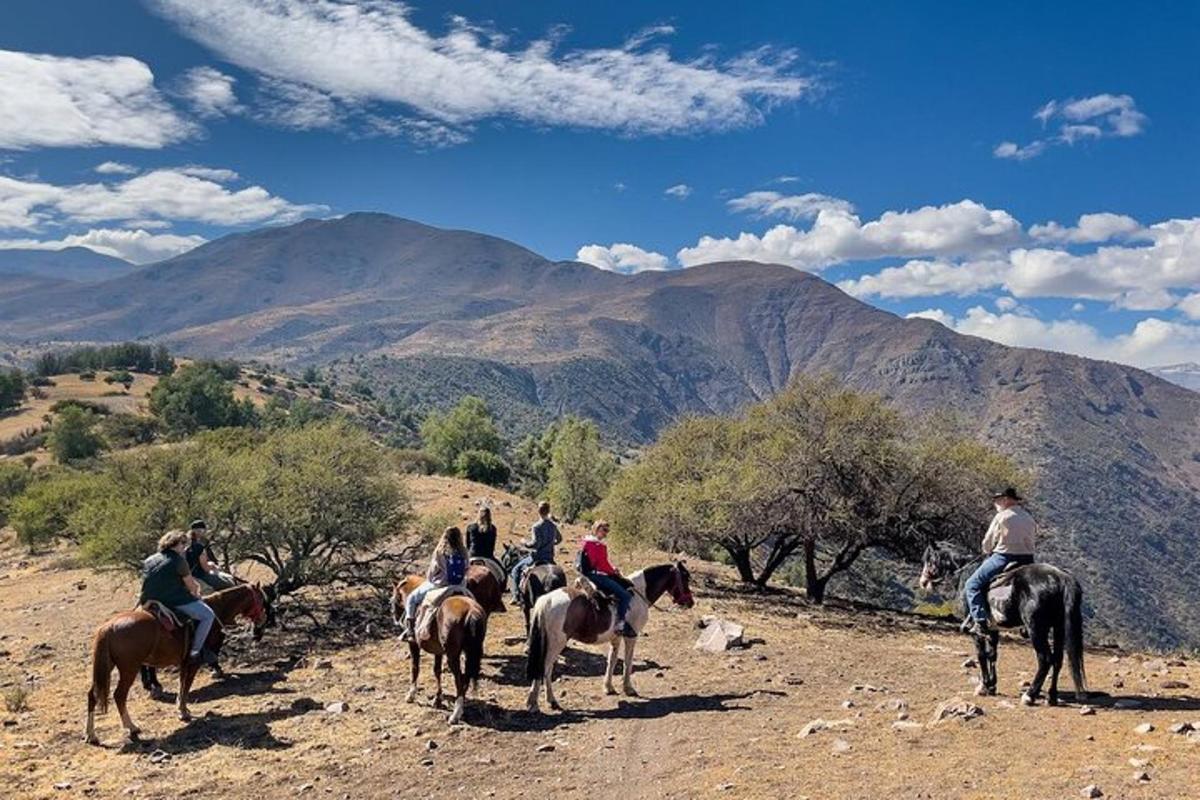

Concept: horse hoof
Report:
left=604, top=686, right=617, bottom=696
left=85, top=735, right=100, bottom=746
left=128, top=729, right=142, bottom=741
left=623, top=687, right=640, bottom=698
left=178, top=711, right=191, bottom=722
left=405, top=689, right=417, bottom=704
left=1048, top=695, right=1059, bottom=707
left=1020, top=693, right=1036, bottom=706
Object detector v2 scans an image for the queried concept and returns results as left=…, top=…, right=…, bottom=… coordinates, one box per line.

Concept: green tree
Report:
left=9, top=469, right=108, bottom=549
left=302, top=366, right=320, bottom=384
left=148, top=362, right=256, bottom=437
left=419, top=396, right=503, bottom=472
left=513, top=420, right=560, bottom=498
left=454, top=449, right=511, bottom=486
left=546, top=417, right=616, bottom=522
left=96, top=413, right=159, bottom=449
left=0, top=369, right=25, bottom=412
left=0, top=461, right=33, bottom=526
left=47, top=405, right=104, bottom=463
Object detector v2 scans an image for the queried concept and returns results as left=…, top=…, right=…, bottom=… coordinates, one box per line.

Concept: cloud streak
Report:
left=995, top=93, right=1147, bottom=161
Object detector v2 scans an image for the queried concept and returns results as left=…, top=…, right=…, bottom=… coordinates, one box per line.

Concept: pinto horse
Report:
left=390, top=573, right=489, bottom=724
left=85, top=584, right=268, bottom=745
left=500, top=542, right=566, bottom=634
left=525, top=561, right=694, bottom=713
left=919, top=542, right=1087, bottom=706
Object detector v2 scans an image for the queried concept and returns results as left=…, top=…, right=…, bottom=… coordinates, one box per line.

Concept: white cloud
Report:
left=727, top=191, right=854, bottom=221
left=678, top=200, right=1021, bottom=269
left=0, top=49, right=196, bottom=149
left=915, top=306, right=1200, bottom=369
left=577, top=243, right=670, bottom=274
left=1177, top=293, right=1200, bottom=321
left=905, top=308, right=955, bottom=327
left=613, top=182, right=627, bottom=192
left=1029, top=212, right=1144, bottom=244
left=0, top=167, right=324, bottom=230
left=149, top=0, right=814, bottom=141
left=94, top=161, right=140, bottom=175
left=994, top=296, right=1019, bottom=312
left=844, top=216, right=1200, bottom=310
left=0, top=228, right=205, bottom=264
left=664, top=184, right=692, bottom=199
left=996, top=93, right=1147, bottom=160
left=177, top=66, right=240, bottom=117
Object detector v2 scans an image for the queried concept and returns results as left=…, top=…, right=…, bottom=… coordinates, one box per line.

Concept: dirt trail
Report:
left=2, top=477, right=1198, bottom=799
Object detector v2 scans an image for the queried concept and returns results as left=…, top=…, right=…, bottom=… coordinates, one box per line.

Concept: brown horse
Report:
left=390, top=572, right=492, bottom=724
left=85, top=584, right=268, bottom=744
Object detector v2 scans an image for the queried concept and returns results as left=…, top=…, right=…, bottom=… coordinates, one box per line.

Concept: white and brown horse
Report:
left=525, top=561, right=693, bottom=712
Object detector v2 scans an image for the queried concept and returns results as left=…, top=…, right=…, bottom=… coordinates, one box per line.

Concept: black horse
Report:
left=500, top=542, right=566, bottom=634
left=141, top=582, right=277, bottom=696
left=920, top=542, right=1087, bottom=706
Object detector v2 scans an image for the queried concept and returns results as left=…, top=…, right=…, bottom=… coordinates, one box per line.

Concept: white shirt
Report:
left=982, top=505, right=1036, bottom=555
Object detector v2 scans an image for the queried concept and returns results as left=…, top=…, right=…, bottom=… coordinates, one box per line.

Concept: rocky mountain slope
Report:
left=0, top=246, right=134, bottom=284
left=1, top=214, right=1198, bottom=648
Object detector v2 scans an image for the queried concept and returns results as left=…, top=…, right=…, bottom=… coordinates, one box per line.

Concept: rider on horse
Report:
left=185, top=519, right=236, bottom=592
left=139, top=530, right=219, bottom=666
left=401, top=526, right=469, bottom=642
left=509, top=501, right=561, bottom=606
left=467, top=506, right=497, bottom=560
left=963, top=487, right=1036, bottom=637
left=578, top=520, right=637, bottom=638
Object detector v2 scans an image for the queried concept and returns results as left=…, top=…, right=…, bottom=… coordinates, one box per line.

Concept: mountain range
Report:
left=2, top=213, right=1199, bottom=649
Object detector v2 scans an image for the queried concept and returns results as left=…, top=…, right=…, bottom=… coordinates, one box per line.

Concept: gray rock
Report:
left=694, top=619, right=745, bottom=653
left=1133, top=723, right=1154, bottom=734
left=1080, top=785, right=1103, bottom=798
left=324, top=701, right=349, bottom=714
left=314, top=659, right=333, bottom=670
left=1079, top=706, right=1096, bottom=716
left=1132, top=770, right=1150, bottom=783
left=1167, top=722, right=1194, bottom=734
left=931, top=698, right=984, bottom=724
left=536, top=743, right=556, bottom=753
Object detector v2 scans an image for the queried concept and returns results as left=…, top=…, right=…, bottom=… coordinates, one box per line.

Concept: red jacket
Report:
left=580, top=536, right=617, bottom=576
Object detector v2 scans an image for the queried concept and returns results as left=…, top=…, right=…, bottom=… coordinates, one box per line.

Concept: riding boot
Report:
left=618, top=620, right=638, bottom=639
left=401, top=617, right=416, bottom=642
left=964, top=619, right=991, bottom=638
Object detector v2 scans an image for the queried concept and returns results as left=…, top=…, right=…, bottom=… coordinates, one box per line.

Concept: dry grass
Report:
left=0, top=476, right=1197, bottom=799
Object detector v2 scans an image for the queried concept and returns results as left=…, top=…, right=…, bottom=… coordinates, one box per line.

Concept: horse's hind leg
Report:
left=85, top=686, right=100, bottom=745
left=432, top=653, right=445, bottom=708
left=603, top=642, right=620, bottom=695
left=1047, top=623, right=1065, bottom=706
left=543, top=636, right=566, bottom=711
left=114, top=666, right=141, bottom=740
left=447, top=649, right=466, bottom=724
left=1022, top=620, right=1052, bottom=706
left=177, top=662, right=199, bottom=722
left=405, top=642, right=420, bottom=703
left=972, top=636, right=994, bottom=696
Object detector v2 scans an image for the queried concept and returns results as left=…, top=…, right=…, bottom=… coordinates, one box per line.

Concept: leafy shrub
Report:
left=9, top=468, right=108, bottom=548
left=30, top=376, right=55, bottom=388
left=36, top=343, right=173, bottom=376
left=149, top=362, right=257, bottom=437
left=50, top=399, right=110, bottom=416
left=0, top=369, right=25, bottom=411
left=78, top=371, right=96, bottom=381
left=453, top=449, right=511, bottom=487
left=3, top=686, right=30, bottom=713
left=103, top=370, right=135, bottom=387
left=47, top=406, right=104, bottom=464
left=0, top=427, right=47, bottom=457
left=96, top=413, right=159, bottom=449
left=391, top=448, right=439, bottom=475
left=0, top=461, right=33, bottom=526
left=419, top=396, right=503, bottom=472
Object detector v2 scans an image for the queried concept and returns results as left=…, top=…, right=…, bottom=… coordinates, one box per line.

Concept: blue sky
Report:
left=1, top=1, right=1198, bottom=367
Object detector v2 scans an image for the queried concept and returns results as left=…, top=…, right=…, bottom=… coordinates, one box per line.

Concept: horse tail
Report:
left=464, top=606, right=487, bottom=691
left=525, top=598, right=546, bottom=684
left=1063, top=575, right=1088, bottom=697
left=89, top=627, right=112, bottom=715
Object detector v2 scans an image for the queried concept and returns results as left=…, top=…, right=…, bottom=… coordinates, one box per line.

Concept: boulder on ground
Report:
left=931, top=697, right=984, bottom=724
left=694, top=618, right=745, bottom=653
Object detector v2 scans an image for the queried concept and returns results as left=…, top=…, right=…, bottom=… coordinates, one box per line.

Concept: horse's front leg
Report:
left=406, top=642, right=420, bottom=703
left=447, top=651, right=466, bottom=725
left=1023, top=623, right=1051, bottom=705
left=432, top=653, right=445, bottom=708
left=621, top=636, right=639, bottom=697
left=603, top=641, right=620, bottom=696
left=543, top=636, right=566, bottom=712
left=973, top=635, right=994, bottom=696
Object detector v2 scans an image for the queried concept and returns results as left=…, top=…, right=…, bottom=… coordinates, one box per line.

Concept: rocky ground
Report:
left=2, top=476, right=1198, bottom=800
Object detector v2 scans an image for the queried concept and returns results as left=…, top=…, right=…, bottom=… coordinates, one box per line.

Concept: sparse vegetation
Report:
left=3, top=686, right=30, bottom=713
left=0, top=369, right=26, bottom=412
left=420, top=395, right=504, bottom=474
left=546, top=416, right=615, bottom=522
left=47, top=405, right=104, bottom=464
left=149, top=361, right=257, bottom=437
left=35, top=343, right=174, bottom=377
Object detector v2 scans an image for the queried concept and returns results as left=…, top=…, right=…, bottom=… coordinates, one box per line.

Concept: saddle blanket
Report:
left=141, top=601, right=183, bottom=632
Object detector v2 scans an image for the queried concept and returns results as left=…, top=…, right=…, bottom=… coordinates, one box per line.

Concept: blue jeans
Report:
left=405, top=580, right=435, bottom=622
left=587, top=573, right=632, bottom=622
left=510, top=555, right=534, bottom=601
left=965, top=553, right=1034, bottom=623
left=175, top=599, right=216, bottom=656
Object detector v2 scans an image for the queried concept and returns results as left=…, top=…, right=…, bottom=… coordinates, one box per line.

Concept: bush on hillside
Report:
left=47, top=405, right=104, bottom=464
left=0, top=461, right=33, bottom=526
left=103, top=370, right=135, bottom=388
left=419, top=395, right=504, bottom=473
left=391, top=448, right=440, bottom=475
left=35, top=343, right=173, bottom=377
left=96, top=413, right=159, bottom=449
left=0, top=369, right=26, bottom=412
left=149, top=362, right=257, bottom=437
left=546, top=417, right=615, bottom=523
left=453, top=448, right=511, bottom=487
left=50, top=399, right=110, bottom=416
left=9, top=469, right=108, bottom=549
left=0, top=427, right=46, bottom=457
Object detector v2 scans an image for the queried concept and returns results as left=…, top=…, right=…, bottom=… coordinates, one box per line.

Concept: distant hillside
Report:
left=1, top=213, right=1198, bottom=648
left=0, top=246, right=135, bottom=283
left=1150, top=363, right=1200, bottom=391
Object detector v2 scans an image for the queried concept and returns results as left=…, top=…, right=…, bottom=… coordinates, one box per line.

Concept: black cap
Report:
left=992, top=487, right=1022, bottom=502
left=189, top=519, right=207, bottom=530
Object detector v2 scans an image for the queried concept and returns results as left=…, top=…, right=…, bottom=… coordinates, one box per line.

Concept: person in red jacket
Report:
left=578, top=520, right=636, bottom=638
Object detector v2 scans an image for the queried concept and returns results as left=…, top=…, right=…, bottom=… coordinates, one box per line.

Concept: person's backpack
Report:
left=447, top=553, right=467, bottom=585
left=575, top=546, right=592, bottom=576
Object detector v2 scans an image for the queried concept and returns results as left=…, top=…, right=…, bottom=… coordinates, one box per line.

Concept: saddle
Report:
left=415, top=586, right=474, bottom=639
left=141, top=601, right=185, bottom=633
left=985, top=563, right=1028, bottom=625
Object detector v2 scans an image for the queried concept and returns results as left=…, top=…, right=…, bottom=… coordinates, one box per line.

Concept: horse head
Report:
left=499, top=542, right=521, bottom=572
left=918, top=541, right=973, bottom=592
left=668, top=560, right=695, bottom=608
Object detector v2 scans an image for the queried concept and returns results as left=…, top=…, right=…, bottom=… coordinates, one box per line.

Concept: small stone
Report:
left=841, top=700, right=855, bottom=709
left=536, top=743, right=556, bottom=753
left=830, top=738, right=852, bottom=754
left=1168, top=722, right=1194, bottom=734
left=1131, top=770, right=1150, bottom=783
left=148, top=750, right=171, bottom=764
left=1128, top=758, right=1149, bottom=768
left=324, top=701, right=348, bottom=714
left=1079, top=706, right=1096, bottom=716
left=961, top=658, right=977, bottom=669
left=1111, top=679, right=1124, bottom=689
left=931, top=698, right=984, bottom=724
left=425, top=740, right=438, bottom=751
left=298, top=784, right=314, bottom=794
left=420, top=758, right=434, bottom=768
left=1161, top=680, right=1189, bottom=690
left=1133, top=723, right=1154, bottom=735
left=1080, top=785, right=1103, bottom=798
left=54, top=782, right=72, bottom=790
left=314, top=659, right=333, bottom=670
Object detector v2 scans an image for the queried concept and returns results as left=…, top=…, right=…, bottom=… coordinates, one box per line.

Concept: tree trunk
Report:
left=726, top=545, right=755, bottom=584
left=803, top=542, right=826, bottom=602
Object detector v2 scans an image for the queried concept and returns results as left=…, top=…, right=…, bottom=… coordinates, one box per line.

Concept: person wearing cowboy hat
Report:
left=963, top=487, right=1036, bottom=637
